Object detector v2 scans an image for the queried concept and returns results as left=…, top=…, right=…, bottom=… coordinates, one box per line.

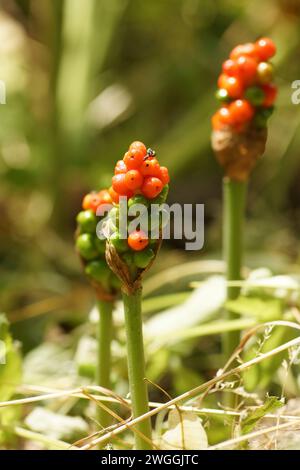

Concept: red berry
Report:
left=218, top=74, right=243, bottom=98
left=229, top=99, right=254, bottom=124
left=142, top=176, right=163, bottom=199
left=230, top=43, right=258, bottom=60
left=255, top=37, right=276, bottom=61
left=129, top=141, right=147, bottom=158
left=211, top=111, right=224, bottom=131
left=82, top=192, right=102, bottom=212
left=236, top=55, right=257, bottom=84
left=109, top=186, right=120, bottom=204
left=98, top=189, right=112, bottom=205
left=115, top=160, right=127, bottom=174
left=262, top=83, right=277, bottom=107
left=112, top=174, right=133, bottom=196
left=218, top=106, right=234, bottom=126
left=159, top=166, right=170, bottom=185
left=128, top=230, right=149, bottom=251
left=140, top=158, right=161, bottom=177
left=123, top=150, right=144, bottom=170
left=125, top=169, right=143, bottom=190
left=222, top=59, right=239, bottom=76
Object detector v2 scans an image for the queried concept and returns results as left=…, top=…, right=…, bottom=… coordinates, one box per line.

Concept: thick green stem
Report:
left=122, top=288, right=152, bottom=450
left=96, top=299, right=114, bottom=430
left=223, top=178, right=247, bottom=361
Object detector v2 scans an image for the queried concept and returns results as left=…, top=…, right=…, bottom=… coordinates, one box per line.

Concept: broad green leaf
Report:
left=25, top=407, right=88, bottom=443
left=225, top=296, right=283, bottom=322
left=160, top=410, right=208, bottom=450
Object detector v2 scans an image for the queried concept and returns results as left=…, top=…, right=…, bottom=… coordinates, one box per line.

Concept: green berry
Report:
left=245, top=86, right=265, bottom=106
left=122, top=252, right=134, bottom=267
left=110, top=231, right=128, bottom=253
left=134, top=248, right=155, bottom=269
left=76, top=210, right=97, bottom=233
left=76, top=233, right=98, bottom=260
left=95, top=237, right=106, bottom=255
left=215, top=88, right=230, bottom=103
left=110, top=273, right=121, bottom=290
left=257, top=62, right=274, bottom=84
left=85, top=260, right=110, bottom=283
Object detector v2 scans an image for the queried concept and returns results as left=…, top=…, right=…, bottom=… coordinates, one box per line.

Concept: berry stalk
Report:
left=122, top=288, right=152, bottom=450
left=222, top=179, right=246, bottom=367
left=96, top=299, right=114, bottom=431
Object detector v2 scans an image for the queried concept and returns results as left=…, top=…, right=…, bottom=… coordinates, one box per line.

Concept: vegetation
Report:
left=1, top=0, right=300, bottom=451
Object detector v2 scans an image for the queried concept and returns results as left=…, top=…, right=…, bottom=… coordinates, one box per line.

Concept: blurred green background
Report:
left=0, top=0, right=300, bottom=345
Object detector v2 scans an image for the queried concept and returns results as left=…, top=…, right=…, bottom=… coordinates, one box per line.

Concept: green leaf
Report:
left=25, top=407, right=88, bottom=443
left=225, top=296, right=283, bottom=322
left=160, top=410, right=208, bottom=450
left=242, top=396, right=283, bottom=435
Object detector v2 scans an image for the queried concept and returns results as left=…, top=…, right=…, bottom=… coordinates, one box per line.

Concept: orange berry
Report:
left=211, top=111, right=225, bottom=131
left=262, top=83, right=277, bottom=107
left=159, top=167, right=170, bottom=185
left=129, top=141, right=147, bottom=158
left=82, top=192, right=102, bottom=212
left=109, top=186, right=120, bottom=204
left=229, top=99, right=254, bottom=124
left=218, top=74, right=243, bottom=98
left=112, top=174, right=134, bottom=197
left=230, top=43, right=258, bottom=60
left=125, top=169, right=143, bottom=190
left=98, top=189, right=112, bottom=205
left=219, top=106, right=234, bottom=126
left=236, top=55, right=257, bottom=85
left=124, top=150, right=144, bottom=170
left=140, top=158, right=161, bottom=177
left=222, top=59, right=239, bottom=76
left=128, top=230, right=149, bottom=251
left=255, top=37, right=276, bottom=61
left=115, top=160, right=127, bottom=174
left=142, top=176, right=163, bottom=199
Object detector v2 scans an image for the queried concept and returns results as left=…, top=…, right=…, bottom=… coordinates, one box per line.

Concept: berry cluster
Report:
left=212, top=38, right=277, bottom=132
left=107, top=141, right=169, bottom=272
left=76, top=189, right=120, bottom=292
left=109, top=141, right=170, bottom=202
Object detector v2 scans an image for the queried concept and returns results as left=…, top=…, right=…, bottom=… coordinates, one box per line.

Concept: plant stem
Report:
left=122, top=288, right=152, bottom=450
left=223, top=178, right=247, bottom=361
left=96, top=299, right=114, bottom=430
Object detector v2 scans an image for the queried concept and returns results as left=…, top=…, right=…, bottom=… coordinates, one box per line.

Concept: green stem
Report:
left=122, top=288, right=152, bottom=450
left=223, top=178, right=247, bottom=362
left=96, top=299, right=114, bottom=430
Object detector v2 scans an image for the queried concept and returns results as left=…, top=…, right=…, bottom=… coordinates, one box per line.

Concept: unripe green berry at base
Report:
left=110, top=231, right=128, bottom=253
left=110, top=273, right=121, bottom=290
left=134, top=248, right=155, bottom=269
left=76, top=233, right=98, bottom=260
left=245, top=86, right=265, bottom=106
left=215, top=88, right=230, bottom=103
left=85, top=260, right=110, bottom=283
left=122, top=252, right=135, bottom=267
left=254, top=106, right=274, bottom=128
left=76, top=210, right=97, bottom=233
left=95, top=237, right=106, bottom=255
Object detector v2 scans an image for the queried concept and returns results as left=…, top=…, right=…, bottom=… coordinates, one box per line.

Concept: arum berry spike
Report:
left=75, top=188, right=120, bottom=433
left=105, top=140, right=170, bottom=449
left=211, top=38, right=277, bottom=406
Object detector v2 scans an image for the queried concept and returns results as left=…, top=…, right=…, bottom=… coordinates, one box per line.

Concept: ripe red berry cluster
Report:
left=108, top=142, right=169, bottom=270
left=212, top=38, right=277, bottom=132
left=109, top=141, right=170, bottom=203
